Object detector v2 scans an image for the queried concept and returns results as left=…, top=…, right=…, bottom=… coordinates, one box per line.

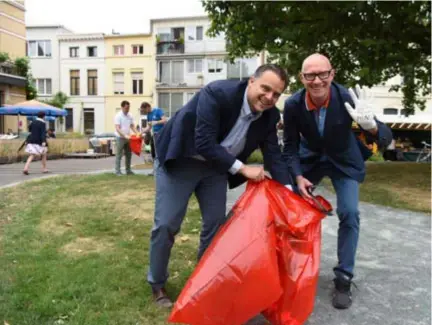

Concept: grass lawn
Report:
left=322, top=162, right=431, bottom=213
left=0, top=174, right=201, bottom=325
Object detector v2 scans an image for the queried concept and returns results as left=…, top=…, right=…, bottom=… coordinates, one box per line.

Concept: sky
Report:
left=25, top=0, right=207, bottom=34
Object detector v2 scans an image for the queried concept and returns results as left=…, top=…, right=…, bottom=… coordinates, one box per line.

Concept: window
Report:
left=187, top=59, right=203, bottom=73
left=132, top=72, right=143, bottom=95
left=158, top=93, right=170, bottom=116
left=172, top=61, right=184, bottom=84
left=87, top=70, right=98, bottom=95
left=186, top=92, right=196, bottom=102
left=159, top=61, right=170, bottom=83
left=196, top=26, right=203, bottom=40
left=227, top=58, right=257, bottom=79
left=69, top=47, right=79, bottom=57
left=65, top=108, right=73, bottom=131
left=87, top=46, right=97, bottom=57
left=28, top=40, right=51, bottom=57
left=70, top=70, right=80, bottom=95
left=83, top=108, right=95, bottom=135
left=113, top=45, right=124, bottom=56
left=158, top=92, right=185, bottom=118
left=113, top=72, right=124, bottom=94
left=187, top=26, right=204, bottom=41
left=208, top=59, right=224, bottom=73
left=132, top=45, right=144, bottom=55
left=383, top=108, right=398, bottom=115
left=400, top=109, right=412, bottom=116
left=35, top=79, right=52, bottom=95
left=158, top=61, right=185, bottom=84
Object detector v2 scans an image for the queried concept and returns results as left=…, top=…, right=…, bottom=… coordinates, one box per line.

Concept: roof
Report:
left=150, top=15, right=209, bottom=33
left=58, top=33, right=105, bottom=41
left=104, top=33, right=152, bottom=39
left=26, top=25, right=73, bottom=33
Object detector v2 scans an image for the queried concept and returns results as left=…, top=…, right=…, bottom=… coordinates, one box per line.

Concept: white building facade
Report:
left=58, top=33, right=105, bottom=134
left=26, top=25, right=73, bottom=101
left=26, top=25, right=73, bottom=131
left=151, top=16, right=263, bottom=118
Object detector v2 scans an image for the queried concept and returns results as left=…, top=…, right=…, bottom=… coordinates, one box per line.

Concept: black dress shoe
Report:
left=152, top=287, right=173, bottom=308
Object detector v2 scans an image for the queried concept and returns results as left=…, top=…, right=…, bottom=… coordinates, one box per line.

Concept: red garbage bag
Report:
left=169, top=179, right=332, bottom=325
left=129, top=135, right=142, bottom=156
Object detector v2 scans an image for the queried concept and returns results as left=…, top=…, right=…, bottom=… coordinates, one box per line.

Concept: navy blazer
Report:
left=156, top=79, right=292, bottom=189
left=283, top=82, right=392, bottom=183
left=27, top=119, right=47, bottom=145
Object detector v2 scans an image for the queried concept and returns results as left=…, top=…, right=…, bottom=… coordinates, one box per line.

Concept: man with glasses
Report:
left=283, top=53, right=392, bottom=309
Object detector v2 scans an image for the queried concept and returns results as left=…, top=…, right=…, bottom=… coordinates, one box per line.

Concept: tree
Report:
left=43, top=91, right=69, bottom=125
left=203, top=1, right=431, bottom=115
left=45, top=91, right=69, bottom=109
left=14, top=57, right=37, bottom=100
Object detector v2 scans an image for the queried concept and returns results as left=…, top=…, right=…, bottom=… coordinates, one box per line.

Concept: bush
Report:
left=55, top=132, right=87, bottom=139
left=0, top=138, right=89, bottom=163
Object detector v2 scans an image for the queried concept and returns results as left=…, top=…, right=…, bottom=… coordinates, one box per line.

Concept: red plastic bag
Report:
left=129, top=135, right=142, bottom=156
left=169, top=179, right=332, bottom=325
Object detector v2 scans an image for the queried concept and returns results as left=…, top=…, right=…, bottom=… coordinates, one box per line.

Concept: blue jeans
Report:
left=147, top=158, right=228, bottom=290
left=306, top=169, right=360, bottom=279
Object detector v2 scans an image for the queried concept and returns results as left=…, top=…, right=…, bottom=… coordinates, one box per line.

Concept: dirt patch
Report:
left=116, top=207, right=153, bottom=221
left=111, top=190, right=155, bottom=202
left=39, top=219, right=71, bottom=236
left=60, top=237, right=114, bottom=256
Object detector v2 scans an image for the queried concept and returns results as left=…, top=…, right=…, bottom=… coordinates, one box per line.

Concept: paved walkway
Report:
left=0, top=155, right=148, bottom=188
left=1, top=158, right=430, bottom=324
left=229, top=185, right=431, bottom=325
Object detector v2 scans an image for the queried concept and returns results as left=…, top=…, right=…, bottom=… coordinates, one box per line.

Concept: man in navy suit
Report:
left=148, top=64, right=293, bottom=307
left=283, top=53, right=392, bottom=309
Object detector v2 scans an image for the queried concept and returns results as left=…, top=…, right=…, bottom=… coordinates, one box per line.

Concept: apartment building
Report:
left=58, top=33, right=105, bottom=134
left=150, top=16, right=263, bottom=118
left=104, top=32, right=155, bottom=132
left=0, top=0, right=27, bottom=133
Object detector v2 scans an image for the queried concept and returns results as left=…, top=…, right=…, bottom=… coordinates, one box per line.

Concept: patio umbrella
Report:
left=0, top=99, right=67, bottom=116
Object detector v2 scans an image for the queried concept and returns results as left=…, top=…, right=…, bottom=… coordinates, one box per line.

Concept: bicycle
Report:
left=416, top=141, right=431, bottom=163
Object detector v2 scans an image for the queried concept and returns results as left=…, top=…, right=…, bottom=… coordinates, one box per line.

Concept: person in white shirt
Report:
left=114, top=100, right=139, bottom=175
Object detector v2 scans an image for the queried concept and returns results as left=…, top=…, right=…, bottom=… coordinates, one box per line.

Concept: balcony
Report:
left=0, top=62, right=26, bottom=88
left=157, top=41, right=185, bottom=55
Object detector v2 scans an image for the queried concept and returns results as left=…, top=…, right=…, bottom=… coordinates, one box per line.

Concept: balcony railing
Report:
left=0, top=62, right=22, bottom=77
left=0, top=61, right=26, bottom=87
left=157, top=41, right=185, bottom=55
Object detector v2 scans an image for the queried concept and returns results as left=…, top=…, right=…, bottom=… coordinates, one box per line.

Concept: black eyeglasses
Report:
left=302, top=69, right=333, bottom=81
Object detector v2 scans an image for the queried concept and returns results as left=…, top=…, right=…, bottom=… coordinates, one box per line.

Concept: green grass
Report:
left=0, top=174, right=201, bottom=325
left=321, top=162, right=431, bottom=213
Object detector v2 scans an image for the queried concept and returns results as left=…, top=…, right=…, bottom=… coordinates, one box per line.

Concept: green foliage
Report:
left=44, top=91, right=69, bottom=108
left=13, top=57, right=37, bottom=100
left=0, top=52, right=10, bottom=63
left=203, top=1, right=431, bottom=114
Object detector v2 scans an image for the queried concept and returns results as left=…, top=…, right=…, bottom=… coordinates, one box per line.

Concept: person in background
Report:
left=283, top=53, right=392, bottom=310
left=140, top=102, right=167, bottom=175
left=23, top=111, right=49, bottom=175
left=114, top=100, right=140, bottom=175
left=47, top=129, right=56, bottom=138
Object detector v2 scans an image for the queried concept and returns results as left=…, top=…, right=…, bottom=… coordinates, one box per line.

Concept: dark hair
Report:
left=121, top=100, right=130, bottom=108
left=253, top=64, right=288, bottom=89
left=37, top=111, right=45, bottom=118
left=140, top=102, right=151, bottom=110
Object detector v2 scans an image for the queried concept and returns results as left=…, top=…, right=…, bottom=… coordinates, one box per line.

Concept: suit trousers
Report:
left=147, top=157, right=228, bottom=290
